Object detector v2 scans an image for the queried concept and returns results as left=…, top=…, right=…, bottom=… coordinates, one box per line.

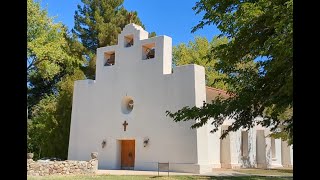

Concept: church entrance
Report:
left=120, top=140, right=135, bottom=170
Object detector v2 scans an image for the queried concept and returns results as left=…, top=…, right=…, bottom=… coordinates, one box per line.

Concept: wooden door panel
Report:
left=121, top=140, right=135, bottom=168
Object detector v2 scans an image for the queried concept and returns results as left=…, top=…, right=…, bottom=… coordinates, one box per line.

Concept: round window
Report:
left=121, top=96, right=134, bottom=114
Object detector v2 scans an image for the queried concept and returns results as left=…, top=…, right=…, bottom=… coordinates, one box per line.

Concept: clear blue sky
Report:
left=40, top=0, right=221, bottom=46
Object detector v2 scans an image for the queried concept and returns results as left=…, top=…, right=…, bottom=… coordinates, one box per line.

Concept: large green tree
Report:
left=167, top=0, right=293, bottom=144
left=27, top=0, right=85, bottom=115
left=28, top=70, right=85, bottom=159
left=173, top=36, right=228, bottom=90
left=27, top=0, right=86, bottom=158
left=73, top=0, right=155, bottom=79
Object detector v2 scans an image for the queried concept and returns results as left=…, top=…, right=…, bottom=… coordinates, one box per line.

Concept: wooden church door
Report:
left=121, top=140, right=135, bottom=169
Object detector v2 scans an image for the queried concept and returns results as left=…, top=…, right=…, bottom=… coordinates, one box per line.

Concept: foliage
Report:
left=73, top=0, right=156, bottom=79
left=167, top=0, right=293, bottom=144
left=28, top=70, right=85, bottom=159
left=173, top=36, right=228, bottom=90
left=27, top=94, right=57, bottom=159
left=27, top=0, right=86, bottom=159
left=53, top=69, right=86, bottom=158
left=27, top=0, right=85, bottom=115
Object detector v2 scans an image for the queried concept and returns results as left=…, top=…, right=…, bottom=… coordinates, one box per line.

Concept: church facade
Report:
left=68, top=24, right=293, bottom=174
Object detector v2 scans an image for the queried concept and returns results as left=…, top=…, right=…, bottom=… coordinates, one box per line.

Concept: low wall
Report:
left=27, top=152, right=98, bottom=176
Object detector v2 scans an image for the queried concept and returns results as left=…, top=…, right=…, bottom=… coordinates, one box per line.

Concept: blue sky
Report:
left=39, top=0, right=221, bottom=46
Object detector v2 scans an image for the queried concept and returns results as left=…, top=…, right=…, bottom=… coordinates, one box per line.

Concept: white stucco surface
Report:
left=256, top=129, right=267, bottom=168
left=68, top=24, right=292, bottom=174
left=68, top=24, right=218, bottom=174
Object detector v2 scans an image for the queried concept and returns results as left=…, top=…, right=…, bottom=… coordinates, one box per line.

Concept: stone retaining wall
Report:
left=27, top=152, right=98, bottom=176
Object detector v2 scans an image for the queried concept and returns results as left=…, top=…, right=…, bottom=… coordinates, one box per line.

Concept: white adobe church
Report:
left=68, top=24, right=293, bottom=174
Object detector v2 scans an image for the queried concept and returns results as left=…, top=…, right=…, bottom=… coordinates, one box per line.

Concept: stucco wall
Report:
left=218, top=121, right=293, bottom=169
left=206, top=122, right=221, bottom=168
left=68, top=23, right=293, bottom=173
left=256, top=129, right=267, bottom=168
left=281, top=140, right=292, bottom=168
left=237, top=128, right=257, bottom=168
left=220, top=125, right=231, bottom=168
left=68, top=24, right=214, bottom=173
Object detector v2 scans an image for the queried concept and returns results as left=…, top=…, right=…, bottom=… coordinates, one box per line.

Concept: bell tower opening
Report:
left=104, top=51, right=115, bottom=66
left=124, top=34, right=134, bottom=47
left=142, top=43, right=155, bottom=60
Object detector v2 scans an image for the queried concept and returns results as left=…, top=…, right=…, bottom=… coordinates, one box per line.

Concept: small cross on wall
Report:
left=123, top=121, right=128, bottom=131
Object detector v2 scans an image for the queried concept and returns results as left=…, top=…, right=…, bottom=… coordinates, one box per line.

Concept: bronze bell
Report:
left=105, top=53, right=115, bottom=66
left=146, top=48, right=155, bottom=59
left=126, top=39, right=134, bottom=47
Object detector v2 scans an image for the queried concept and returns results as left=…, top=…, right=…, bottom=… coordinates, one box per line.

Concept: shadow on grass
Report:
left=234, top=168, right=293, bottom=176
left=144, top=175, right=292, bottom=180
left=274, top=169, right=293, bottom=174
left=211, top=175, right=292, bottom=180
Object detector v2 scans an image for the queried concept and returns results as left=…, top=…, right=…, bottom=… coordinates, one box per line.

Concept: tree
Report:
left=53, top=69, right=86, bottom=159
left=28, top=69, right=86, bottom=159
left=73, top=0, right=156, bottom=79
left=27, top=0, right=86, bottom=158
left=27, top=94, right=57, bottom=159
left=27, top=0, right=85, bottom=115
left=173, top=36, right=228, bottom=90
left=167, top=0, right=293, bottom=145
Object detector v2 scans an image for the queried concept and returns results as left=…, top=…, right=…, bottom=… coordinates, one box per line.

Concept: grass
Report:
left=27, top=175, right=293, bottom=180
left=234, top=168, right=293, bottom=176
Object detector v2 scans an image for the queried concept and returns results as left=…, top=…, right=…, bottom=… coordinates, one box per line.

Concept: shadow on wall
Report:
left=265, top=139, right=271, bottom=168
left=242, top=130, right=256, bottom=168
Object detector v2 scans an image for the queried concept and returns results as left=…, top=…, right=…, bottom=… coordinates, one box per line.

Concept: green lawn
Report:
left=234, top=168, right=293, bottom=176
left=28, top=175, right=293, bottom=180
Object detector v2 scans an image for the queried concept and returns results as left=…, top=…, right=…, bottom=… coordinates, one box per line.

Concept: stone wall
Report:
left=27, top=152, right=98, bottom=176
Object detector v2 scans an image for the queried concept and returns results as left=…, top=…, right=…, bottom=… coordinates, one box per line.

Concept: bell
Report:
left=126, top=39, right=134, bottom=47
left=146, top=48, right=155, bottom=59
left=105, top=53, right=115, bottom=66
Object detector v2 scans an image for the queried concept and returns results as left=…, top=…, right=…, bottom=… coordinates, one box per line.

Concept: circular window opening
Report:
left=121, top=96, right=134, bottom=114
